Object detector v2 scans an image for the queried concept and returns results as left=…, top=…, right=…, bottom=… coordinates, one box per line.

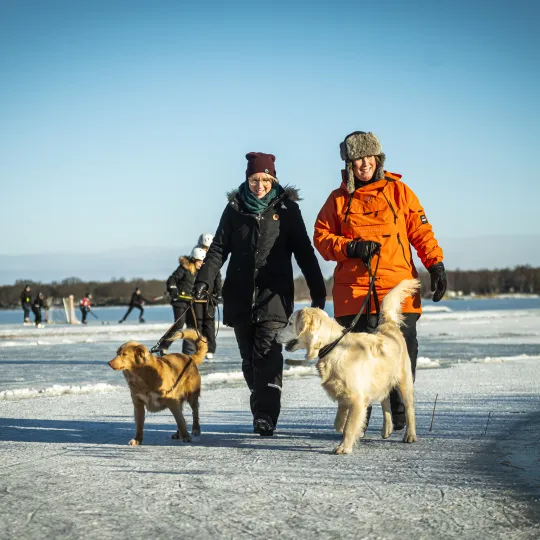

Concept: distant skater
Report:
left=21, top=284, right=32, bottom=324
left=79, top=293, right=92, bottom=324
left=119, top=288, right=147, bottom=324
left=32, top=292, right=47, bottom=328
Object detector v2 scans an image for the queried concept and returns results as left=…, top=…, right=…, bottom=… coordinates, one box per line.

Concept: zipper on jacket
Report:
left=252, top=214, right=261, bottom=319
left=397, top=233, right=411, bottom=268
left=343, top=194, right=354, bottom=223
left=380, top=183, right=398, bottom=224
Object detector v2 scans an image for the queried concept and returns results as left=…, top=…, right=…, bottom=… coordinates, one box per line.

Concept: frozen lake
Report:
left=1, top=298, right=539, bottom=398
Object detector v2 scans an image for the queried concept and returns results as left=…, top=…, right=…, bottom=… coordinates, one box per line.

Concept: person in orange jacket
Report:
left=314, top=130, right=447, bottom=430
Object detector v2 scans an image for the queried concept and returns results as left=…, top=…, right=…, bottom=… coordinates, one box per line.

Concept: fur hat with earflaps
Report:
left=340, top=131, right=386, bottom=193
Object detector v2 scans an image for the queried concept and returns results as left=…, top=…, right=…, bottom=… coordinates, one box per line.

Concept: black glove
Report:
left=193, top=281, right=208, bottom=301
left=429, top=262, right=447, bottom=302
left=346, top=239, right=381, bottom=264
left=311, top=297, right=326, bottom=310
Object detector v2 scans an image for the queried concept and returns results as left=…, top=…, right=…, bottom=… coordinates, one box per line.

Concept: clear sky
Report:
left=1, top=1, right=539, bottom=267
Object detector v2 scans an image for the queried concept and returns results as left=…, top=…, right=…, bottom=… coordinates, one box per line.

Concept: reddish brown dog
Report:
left=109, top=328, right=207, bottom=446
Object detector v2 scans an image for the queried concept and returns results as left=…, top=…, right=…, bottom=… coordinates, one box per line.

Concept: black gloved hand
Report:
left=193, top=281, right=208, bottom=301
left=346, top=239, right=381, bottom=264
left=311, top=297, right=326, bottom=310
left=429, top=262, right=447, bottom=302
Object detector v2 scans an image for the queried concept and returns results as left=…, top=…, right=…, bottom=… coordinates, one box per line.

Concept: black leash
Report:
left=318, top=253, right=380, bottom=359
left=164, top=357, right=193, bottom=395
left=150, top=291, right=221, bottom=353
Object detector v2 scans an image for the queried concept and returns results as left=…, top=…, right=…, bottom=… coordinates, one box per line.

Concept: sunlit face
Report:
left=194, top=259, right=204, bottom=270
left=248, top=173, right=274, bottom=199
left=352, top=156, right=377, bottom=182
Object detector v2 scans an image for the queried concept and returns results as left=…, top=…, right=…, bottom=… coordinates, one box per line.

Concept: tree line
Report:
left=1, top=265, right=538, bottom=309
left=296, top=265, right=540, bottom=299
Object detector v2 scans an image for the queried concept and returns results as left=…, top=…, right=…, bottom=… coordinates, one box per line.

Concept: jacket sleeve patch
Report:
left=420, top=214, right=428, bottom=224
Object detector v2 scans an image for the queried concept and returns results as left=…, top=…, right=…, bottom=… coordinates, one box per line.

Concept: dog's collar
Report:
left=318, top=334, right=345, bottom=360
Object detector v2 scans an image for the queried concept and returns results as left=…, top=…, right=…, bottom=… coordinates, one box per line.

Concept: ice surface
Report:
left=1, top=302, right=540, bottom=538
left=0, top=357, right=539, bottom=539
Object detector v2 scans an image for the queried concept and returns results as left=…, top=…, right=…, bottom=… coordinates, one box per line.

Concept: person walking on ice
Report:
left=79, top=293, right=92, bottom=324
left=195, top=232, right=222, bottom=359
left=314, top=130, right=447, bottom=432
left=151, top=247, right=207, bottom=356
left=119, top=287, right=147, bottom=324
left=194, top=151, right=327, bottom=437
left=32, top=292, right=47, bottom=328
left=21, top=284, right=32, bottom=324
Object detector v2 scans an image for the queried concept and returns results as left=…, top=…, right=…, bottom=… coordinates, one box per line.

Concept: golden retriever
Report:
left=277, top=279, right=419, bottom=454
left=108, top=328, right=207, bottom=446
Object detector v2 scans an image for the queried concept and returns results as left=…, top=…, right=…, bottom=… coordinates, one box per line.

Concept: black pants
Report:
left=32, top=306, right=42, bottom=326
left=120, top=304, right=144, bottom=322
left=160, top=302, right=201, bottom=355
left=233, top=321, right=285, bottom=426
left=335, top=313, right=419, bottom=413
left=197, top=302, right=216, bottom=354
left=22, top=304, right=31, bottom=322
left=80, top=307, right=88, bottom=324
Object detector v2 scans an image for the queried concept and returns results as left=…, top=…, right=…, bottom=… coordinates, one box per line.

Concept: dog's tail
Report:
left=168, top=328, right=208, bottom=365
left=379, top=278, right=421, bottom=326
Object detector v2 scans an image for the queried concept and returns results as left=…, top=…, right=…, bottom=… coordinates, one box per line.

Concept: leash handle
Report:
left=342, top=252, right=380, bottom=336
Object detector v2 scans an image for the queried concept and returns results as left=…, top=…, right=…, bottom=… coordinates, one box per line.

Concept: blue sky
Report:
left=1, top=0, right=539, bottom=278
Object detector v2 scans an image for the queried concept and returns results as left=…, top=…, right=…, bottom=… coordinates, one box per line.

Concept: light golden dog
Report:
left=278, top=279, right=419, bottom=454
left=108, top=328, right=207, bottom=446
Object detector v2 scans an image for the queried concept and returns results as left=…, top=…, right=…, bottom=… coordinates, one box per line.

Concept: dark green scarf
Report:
left=238, top=181, right=280, bottom=214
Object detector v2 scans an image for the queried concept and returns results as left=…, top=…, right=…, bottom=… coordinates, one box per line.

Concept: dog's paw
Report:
left=333, top=444, right=352, bottom=455
left=192, top=428, right=201, bottom=437
left=172, top=431, right=193, bottom=442
left=381, top=424, right=393, bottom=439
left=128, top=439, right=141, bottom=446
left=402, top=431, right=417, bottom=443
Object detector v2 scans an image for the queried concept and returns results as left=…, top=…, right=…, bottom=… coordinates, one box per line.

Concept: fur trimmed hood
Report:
left=226, top=184, right=301, bottom=203
left=179, top=255, right=197, bottom=275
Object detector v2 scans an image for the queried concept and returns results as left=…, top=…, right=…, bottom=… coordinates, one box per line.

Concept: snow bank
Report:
left=0, top=382, right=122, bottom=401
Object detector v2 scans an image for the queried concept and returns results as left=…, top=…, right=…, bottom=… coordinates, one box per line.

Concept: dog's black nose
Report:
left=285, top=339, right=298, bottom=352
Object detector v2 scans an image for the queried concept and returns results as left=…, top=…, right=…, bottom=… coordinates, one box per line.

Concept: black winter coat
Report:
left=21, top=289, right=32, bottom=307
left=33, top=295, right=47, bottom=310
left=129, top=292, right=146, bottom=307
left=166, top=256, right=198, bottom=306
left=197, top=185, right=326, bottom=326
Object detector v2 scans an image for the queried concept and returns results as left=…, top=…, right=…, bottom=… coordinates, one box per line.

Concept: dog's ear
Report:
left=133, top=344, right=148, bottom=365
left=298, top=308, right=325, bottom=360
left=294, top=309, right=306, bottom=337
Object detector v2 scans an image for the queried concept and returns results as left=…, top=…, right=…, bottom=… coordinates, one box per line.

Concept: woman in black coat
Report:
left=154, top=248, right=206, bottom=355
left=194, top=152, right=327, bottom=436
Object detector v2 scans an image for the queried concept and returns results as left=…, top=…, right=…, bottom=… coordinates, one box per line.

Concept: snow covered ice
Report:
left=1, top=300, right=539, bottom=539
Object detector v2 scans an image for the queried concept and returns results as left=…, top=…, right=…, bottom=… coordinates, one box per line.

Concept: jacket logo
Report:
left=273, top=213, right=279, bottom=221
left=365, top=196, right=374, bottom=203
left=420, top=215, right=428, bottom=224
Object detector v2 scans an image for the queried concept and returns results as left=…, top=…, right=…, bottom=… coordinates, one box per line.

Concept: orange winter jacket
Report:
left=314, top=172, right=444, bottom=317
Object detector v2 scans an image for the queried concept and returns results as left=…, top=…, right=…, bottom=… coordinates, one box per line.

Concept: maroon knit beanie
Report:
left=245, top=152, right=276, bottom=180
